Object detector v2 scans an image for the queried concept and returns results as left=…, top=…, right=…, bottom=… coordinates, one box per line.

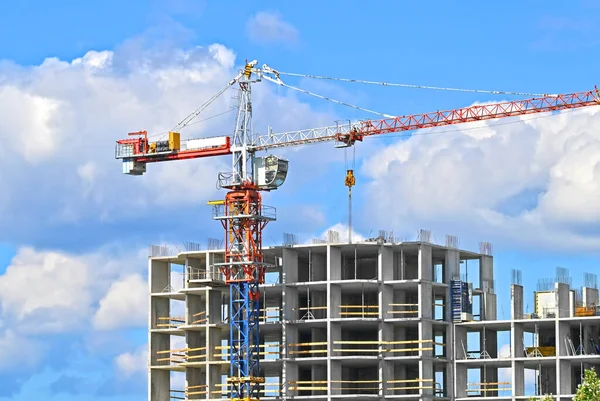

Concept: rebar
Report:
left=445, top=234, right=459, bottom=249
left=184, top=241, right=202, bottom=252
left=207, top=237, right=223, bottom=250
left=555, top=267, right=571, bottom=286
left=511, top=269, right=522, bottom=286
left=419, top=229, right=431, bottom=243
left=584, top=272, right=598, bottom=289
left=479, top=241, right=493, bottom=256
left=327, top=230, right=340, bottom=243
left=537, top=278, right=554, bottom=292
left=283, top=233, right=298, bottom=247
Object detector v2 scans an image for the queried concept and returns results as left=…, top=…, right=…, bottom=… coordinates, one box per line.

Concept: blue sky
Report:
left=1, top=0, right=600, bottom=399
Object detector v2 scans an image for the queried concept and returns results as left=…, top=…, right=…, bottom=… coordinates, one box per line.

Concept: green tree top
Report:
left=574, top=368, right=600, bottom=401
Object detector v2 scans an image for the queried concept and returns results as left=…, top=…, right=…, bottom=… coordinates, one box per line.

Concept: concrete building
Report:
left=147, top=232, right=600, bottom=400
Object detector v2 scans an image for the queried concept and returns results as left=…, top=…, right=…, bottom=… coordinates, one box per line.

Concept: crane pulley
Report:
left=114, top=60, right=600, bottom=401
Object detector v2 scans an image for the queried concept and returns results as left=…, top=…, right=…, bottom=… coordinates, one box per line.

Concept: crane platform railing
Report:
left=186, top=266, right=225, bottom=282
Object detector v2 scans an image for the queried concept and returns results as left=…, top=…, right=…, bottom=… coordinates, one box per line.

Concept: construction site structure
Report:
left=119, top=61, right=600, bottom=401
left=149, top=231, right=492, bottom=400
left=454, top=266, right=600, bottom=400
left=149, top=235, right=600, bottom=401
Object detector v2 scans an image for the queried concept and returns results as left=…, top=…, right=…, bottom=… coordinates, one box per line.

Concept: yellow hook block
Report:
left=345, top=170, right=356, bottom=188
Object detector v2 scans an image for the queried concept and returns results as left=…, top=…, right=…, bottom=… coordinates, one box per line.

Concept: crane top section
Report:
left=114, top=59, right=600, bottom=176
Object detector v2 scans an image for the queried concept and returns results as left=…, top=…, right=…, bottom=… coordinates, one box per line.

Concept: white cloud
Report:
left=115, top=344, right=148, bottom=377
left=0, top=245, right=146, bottom=335
left=0, top=247, right=93, bottom=333
left=0, top=329, right=41, bottom=370
left=362, top=107, right=600, bottom=251
left=499, top=343, right=511, bottom=358
left=302, top=223, right=366, bottom=244
left=0, top=40, right=333, bottom=239
left=93, top=274, right=148, bottom=331
left=246, top=11, right=299, bottom=45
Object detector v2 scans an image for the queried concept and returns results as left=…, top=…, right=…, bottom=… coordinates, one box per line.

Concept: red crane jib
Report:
left=359, top=90, right=600, bottom=137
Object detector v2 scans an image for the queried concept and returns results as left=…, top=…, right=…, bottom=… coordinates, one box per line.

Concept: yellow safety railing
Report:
left=155, top=347, right=207, bottom=366
left=466, top=381, right=511, bottom=394
left=156, top=316, right=185, bottom=329
left=190, top=311, right=206, bottom=324
left=212, top=381, right=280, bottom=397
left=387, top=303, right=418, bottom=317
left=288, top=341, right=328, bottom=357
left=340, top=304, right=379, bottom=318
left=215, top=344, right=282, bottom=360
left=259, top=307, right=281, bottom=322
left=287, top=379, right=442, bottom=394
left=295, top=305, right=327, bottom=320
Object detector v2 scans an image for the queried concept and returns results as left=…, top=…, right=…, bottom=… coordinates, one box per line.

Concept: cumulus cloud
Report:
left=0, top=247, right=93, bottom=333
left=0, top=40, right=333, bottom=246
left=93, top=274, right=148, bottom=331
left=246, top=11, right=299, bottom=45
left=301, top=223, right=366, bottom=244
left=115, top=345, right=148, bottom=377
left=0, top=244, right=147, bottom=349
left=0, top=329, right=41, bottom=370
left=362, top=107, right=600, bottom=251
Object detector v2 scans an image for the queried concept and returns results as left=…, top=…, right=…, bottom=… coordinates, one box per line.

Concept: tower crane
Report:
left=115, top=60, right=600, bottom=401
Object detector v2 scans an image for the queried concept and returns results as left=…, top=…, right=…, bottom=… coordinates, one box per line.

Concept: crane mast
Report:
left=212, top=61, right=275, bottom=401
left=114, top=62, right=600, bottom=401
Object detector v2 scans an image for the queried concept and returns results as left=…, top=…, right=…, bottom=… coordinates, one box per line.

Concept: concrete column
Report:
left=445, top=248, right=460, bottom=284
left=329, top=323, right=342, bottom=396
left=454, top=325, right=468, bottom=398
left=483, top=292, right=497, bottom=321
left=183, top=330, right=202, bottom=400
left=419, top=281, right=433, bottom=320
left=513, top=361, right=525, bottom=397
left=556, top=282, right=571, bottom=318
left=479, top=255, right=494, bottom=293
left=328, top=246, right=341, bottom=281
left=419, top=321, right=434, bottom=397
left=150, top=260, right=170, bottom=293
left=379, top=321, right=394, bottom=396
left=327, top=245, right=342, bottom=396
left=556, top=319, right=570, bottom=396
left=282, top=249, right=298, bottom=283
left=583, top=287, right=599, bottom=307
left=149, top=259, right=171, bottom=401
left=418, top=244, right=433, bottom=281
left=380, top=283, right=392, bottom=321
left=379, top=245, right=393, bottom=281
left=511, top=284, right=524, bottom=320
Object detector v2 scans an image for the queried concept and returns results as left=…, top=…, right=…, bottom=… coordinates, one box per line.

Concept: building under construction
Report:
left=148, top=230, right=600, bottom=400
